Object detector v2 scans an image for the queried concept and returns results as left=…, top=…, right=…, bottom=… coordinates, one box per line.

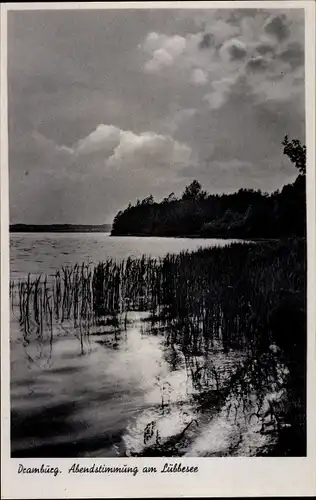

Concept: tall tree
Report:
left=282, top=136, right=306, bottom=175
left=182, top=180, right=207, bottom=200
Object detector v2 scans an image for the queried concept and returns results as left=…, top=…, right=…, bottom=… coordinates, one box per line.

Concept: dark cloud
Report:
left=255, top=42, right=275, bottom=56
left=246, top=56, right=269, bottom=73
left=198, top=33, right=213, bottom=49
left=279, top=41, right=304, bottom=69
left=229, top=42, right=247, bottom=60
left=220, top=38, right=247, bottom=61
left=264, top=14, right=290, bottom=41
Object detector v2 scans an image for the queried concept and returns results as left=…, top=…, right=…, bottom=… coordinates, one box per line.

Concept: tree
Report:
left=141, top=194, right=154, bottom=205
left=111, top=136, right=306, bottom=237
left=162, top=192, right=177, bottom=203
left=182, top=180, right=207, bottom=200
left=112, top=210, right=122, bottom=225
left=282, top=136, right=306, bottom=175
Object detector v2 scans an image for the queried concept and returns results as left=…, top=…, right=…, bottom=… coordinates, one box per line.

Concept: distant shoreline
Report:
left=109, top=232, right=282, bottom=242
left=10, top=224, right=112, bottom=233
left=9, top=226, right=284, bottom=243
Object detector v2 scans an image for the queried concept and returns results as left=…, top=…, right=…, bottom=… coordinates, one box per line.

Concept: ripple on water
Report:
left=10, top=303, right=281, bottom=458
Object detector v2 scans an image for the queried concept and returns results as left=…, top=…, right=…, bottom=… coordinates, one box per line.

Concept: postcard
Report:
left=1, top=1, right=315, bottom=498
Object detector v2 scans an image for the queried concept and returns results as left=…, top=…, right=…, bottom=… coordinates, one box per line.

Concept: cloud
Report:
left=212, top=159, right=254, bottom=171
left=105, top=129, right=193, bottom=175
left=202, top=157, right=298, bottom=193
left=198, top=33, right=213, bottom=50
left=76, top=124, right=121, bottom=155
left=220, top=38, right=248, bottom=61
left=204, top=76, right=238, bottom=109
left=139, top=9, right=304, bottom=116
left=22, top=131, right=74, bottom=175
left=141, top=30, right=210, bottom=77
left=142, top=32, right=187, bottom=73
left=13, top=123, right=194, bottom=181
left=255, top=41, right=275, bottom=55
left=10, top=122, right=195, bottom=223
left=144, top=48, right=174, bottom=73
left=264, top=13, right=290, bottom=41
left=190, top=68, right=208, bottom=86
left=9, top=9, right=305, bottom=224
left=207, top=18, right=239, bottom=44
left=140, top=13, right=240, bottom=76
left=246, top=56, right=269, bottom=73
left=157, top=107, right=197, bottom=134
left=142, top=32, right=186, bottom=57
left=254, top=67, right=304, bottom=104
left=279, top=41, right=304, bottom=69
left=33, top=124, right=194, bottom=179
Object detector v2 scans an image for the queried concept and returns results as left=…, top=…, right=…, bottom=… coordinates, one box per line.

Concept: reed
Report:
left=10, top=238, right=306, bottom=454
left=11, top=239, right=305, bottom=359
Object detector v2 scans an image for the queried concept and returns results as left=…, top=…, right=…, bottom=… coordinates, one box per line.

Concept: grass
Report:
left=10, top=237, right=306, bottom=455
left=11, top=238, right=306, bottom=359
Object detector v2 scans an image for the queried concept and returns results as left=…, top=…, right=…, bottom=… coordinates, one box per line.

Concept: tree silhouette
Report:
left=182, top=180, right=207, bottom=200
left=162, top=192, right=177, bottom=203
left=282, top=136, right=306, bottom=175
left=141, top=194, right=154, bottom=205
left=111, top=138, right=306, bottom=238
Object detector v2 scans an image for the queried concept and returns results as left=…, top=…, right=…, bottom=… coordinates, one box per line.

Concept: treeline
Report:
left=10, top=224, right=112, bottom=233
left=111, top=137, right=306, bottom=239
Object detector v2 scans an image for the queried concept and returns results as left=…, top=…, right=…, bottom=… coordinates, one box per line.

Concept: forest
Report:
left=111, top=137, right=306, bottom=239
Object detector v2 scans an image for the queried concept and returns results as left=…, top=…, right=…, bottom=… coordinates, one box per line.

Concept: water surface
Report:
left=10, top=233, right=276, bottom=457
left=10, top=232, right=240, bottom=280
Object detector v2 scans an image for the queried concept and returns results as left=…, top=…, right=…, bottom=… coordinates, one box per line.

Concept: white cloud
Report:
left=190, top=68, right=208, bottom=86
left=142, top=32, right=187, bottom=73
left=142, top=33, right=186, bottom=56
left=204, top=76, right=238, bottom=109
left=33, top=124, right=194, bottom=181
left=142, top=31, right=204, bottom=75
left=14, top=124, right=195, bottom=223
left=163, top=34, right=187, bottom=57
left=144, top=48, right=174, bottom=73
left=76, top=124, right=121, bottom=155
left=207, top=18, right=239, bottom=44
left=25, top=124, right=194, bottom=184
left=140, top=10, right=304, bottom=112
left=106, top=129, right=193, bottom=174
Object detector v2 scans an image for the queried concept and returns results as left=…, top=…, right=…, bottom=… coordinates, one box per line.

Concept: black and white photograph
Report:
left=1, top=1, right=316, bottom=497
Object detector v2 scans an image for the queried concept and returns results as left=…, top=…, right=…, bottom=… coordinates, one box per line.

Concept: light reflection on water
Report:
left=10, top=233, right=277, bottom=458
left=11, top=306, right=278, bottom=458
left=11, top=308, right=252, bottom=457
left=10, top=232, right=242, bottom=280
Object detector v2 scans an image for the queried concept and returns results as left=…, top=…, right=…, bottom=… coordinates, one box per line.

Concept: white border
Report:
left=1, top=2, right=315, bottom=498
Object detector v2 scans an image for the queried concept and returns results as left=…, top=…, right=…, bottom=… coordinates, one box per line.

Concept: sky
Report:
left=8, top=7, right=305, bottom=224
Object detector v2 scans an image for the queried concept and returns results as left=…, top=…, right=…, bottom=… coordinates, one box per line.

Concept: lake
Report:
left=10, top=233, right=278, bottom=457
left=10, top=232, right=240, bottom=280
